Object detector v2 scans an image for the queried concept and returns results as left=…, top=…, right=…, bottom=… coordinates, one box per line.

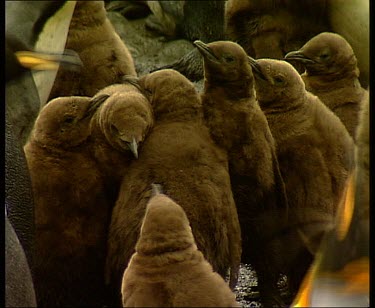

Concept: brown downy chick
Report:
left=285, top=32, right=367, bottom=140
left=225, top=0, right=329, bottom=61
left=49, top=1, right=137, bottom=99
left=24, top=96, right=112, bottom=307
left=121, top=193, right=240, bottom=307
left=291, top=91, right=369, bottom=308
left=106, top=69, right=241, bottom=306
left=195, top=40, right=289, bottom=307
left=91, top=84, right=153, bottom=161
left=86, top=84, right=153, bottom=209
left=250, top=57, right=355, bottom=300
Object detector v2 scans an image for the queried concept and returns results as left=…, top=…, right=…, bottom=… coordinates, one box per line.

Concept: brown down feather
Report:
left=121, top=193, right=240, bottom=307
left=49, top=1, right=137, bottom=100
left=225, top=0, right=330, bottom=61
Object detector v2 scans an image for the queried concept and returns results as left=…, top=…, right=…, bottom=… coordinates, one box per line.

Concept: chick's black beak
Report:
left=248, top=56, right=266, bottom=81
left=284, top=50, right=315, bottom=64
left=193, top=40, right=219, bottom=63
left=126, top=137, right=139, bottom=159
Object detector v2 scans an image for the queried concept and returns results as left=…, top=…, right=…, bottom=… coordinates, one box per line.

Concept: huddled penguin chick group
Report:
left=105, top=69, right=241, bottom=306
left=25, top=87, right=153, bottom=306
left=6, top=1, right=368, bottom=307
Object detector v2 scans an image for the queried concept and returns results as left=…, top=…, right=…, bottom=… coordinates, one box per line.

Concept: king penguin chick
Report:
left=249, top=57, right=355, bottom=301
left=291, top=91, right=369, bottom=308
left=89, top=83, right=154, bottom=183
left=49, top=1, right=137, bottom=99
left=284, top=32, right=368, bottom=140
left=26, top=85, right=153, bottom=306
left=24, top=96, right=115, bottom=307
left=224, top=0, right=329, bottom=61
left=194, top=40, right=289, bottom=307
left=121, top=192, right=240, bottom=307
left=106, top=69, right=242, bottom=306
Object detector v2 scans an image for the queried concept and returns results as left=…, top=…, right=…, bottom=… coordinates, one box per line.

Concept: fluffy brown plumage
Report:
left=250, top=57, right=355, bottom=299
left=24, top=96, right=111, bottom=307
left=106, top=69, right=242, bottom=306
left=284, top=32, right=367, bottom=140
left=290, top=92, right=369, bottom=308
left=90, top=83, right=154, bottom=164
left=49, top=1, right=136, bottom=99
left=121, top=193, right=240, bottom=307
left=225, top=0, right=329, bottom=61
left=353, top=90, right=369, bottom=227
left=24, top=89, right=152, bottom=306
left=195, top=40, right=289, bottom=306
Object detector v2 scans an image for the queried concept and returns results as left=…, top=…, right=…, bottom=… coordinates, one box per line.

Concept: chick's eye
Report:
left=111, top=124, right=120, bottom=134
left=224, top=56, right=235, bottom=63
left=64, top=116, right=74, bottom=124
left=320, top=53, right=330, bottom=60
left=274, top=76, right=284, bottom=84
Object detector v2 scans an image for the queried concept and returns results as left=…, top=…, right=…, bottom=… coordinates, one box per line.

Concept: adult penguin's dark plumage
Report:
left=5, top=209, right=37, bottom=308
left=5, top=2, right=81, bottom=306
left=5, top=108, right=36, bottom=270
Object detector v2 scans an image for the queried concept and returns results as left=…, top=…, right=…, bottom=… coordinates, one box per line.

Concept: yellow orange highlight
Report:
left=336, top=172, right=355, bottom=241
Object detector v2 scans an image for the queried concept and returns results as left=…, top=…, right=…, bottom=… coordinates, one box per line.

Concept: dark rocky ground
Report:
left=107, top=10, right=204, bottom=91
